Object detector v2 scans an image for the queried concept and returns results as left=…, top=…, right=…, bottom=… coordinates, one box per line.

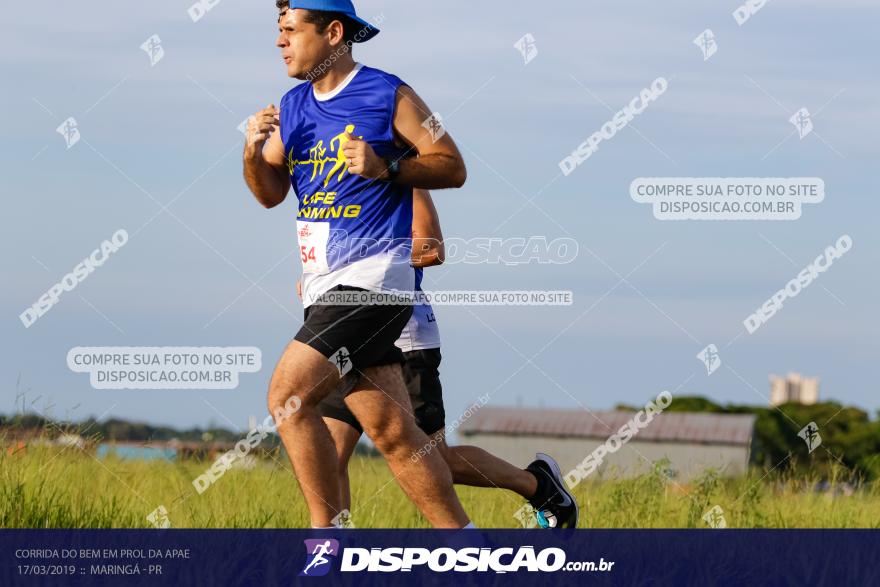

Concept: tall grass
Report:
left=2, top=445, right=879, bottom=528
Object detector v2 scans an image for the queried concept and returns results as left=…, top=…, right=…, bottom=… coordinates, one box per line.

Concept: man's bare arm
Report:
left=342, top=86, right=467, bottom=190
left=390, top=86, right=466, bottom=189
left=243, top=104, right=290, bottom=209
left=412, top=189, right=444, bottom=268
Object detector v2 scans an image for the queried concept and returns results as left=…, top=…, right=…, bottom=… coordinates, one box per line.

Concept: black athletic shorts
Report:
left=319, top=348, right=445, bottom=436
left=294, top=285, right=413, bottom=376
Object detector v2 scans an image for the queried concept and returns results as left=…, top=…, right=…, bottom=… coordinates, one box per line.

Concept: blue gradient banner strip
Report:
left=2, top=529, right=878, bottom=586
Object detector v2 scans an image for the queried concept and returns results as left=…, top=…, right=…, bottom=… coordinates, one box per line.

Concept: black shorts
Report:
left=319, top=348, right=445, bottom=436
left=294, top=285, right=413, bottom=376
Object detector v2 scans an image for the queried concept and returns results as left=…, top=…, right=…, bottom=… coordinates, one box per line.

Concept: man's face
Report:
left=276, top=9, right=336, bottom=79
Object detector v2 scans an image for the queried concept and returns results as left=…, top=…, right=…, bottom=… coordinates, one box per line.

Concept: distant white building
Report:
left=770, top=373, right=819, bottom=406
left=459, top=407, right=755, bottom=481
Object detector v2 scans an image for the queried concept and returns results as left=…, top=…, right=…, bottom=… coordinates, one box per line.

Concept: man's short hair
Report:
left=276, top=2, right=359, bottom=46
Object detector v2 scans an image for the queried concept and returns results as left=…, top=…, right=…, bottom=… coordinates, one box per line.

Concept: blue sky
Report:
left=2, top=0, right=878, bottom=435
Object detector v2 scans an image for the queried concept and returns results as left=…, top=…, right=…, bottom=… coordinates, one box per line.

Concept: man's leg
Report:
left=324, top=417, right=361, bottom=512
left=432, top=430, right=538, bottom=498
left=267, top=340, right=343, bottom=528
left=434, top=431, right=578, bottom=528
left=400, top=348, right=576, bottom=528
left=345, top=364, right=470, bottom=528
left=400, top=350, right=537, bottom=499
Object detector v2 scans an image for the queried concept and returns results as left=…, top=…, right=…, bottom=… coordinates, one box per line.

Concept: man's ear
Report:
left=328, top=20, right=346, bottom=47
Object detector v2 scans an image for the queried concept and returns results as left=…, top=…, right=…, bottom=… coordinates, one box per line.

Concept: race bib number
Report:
left=296, top=221, right=330, bottom=274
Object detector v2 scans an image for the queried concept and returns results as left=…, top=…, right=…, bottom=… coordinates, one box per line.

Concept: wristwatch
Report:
left=383, top=157, right=401, bottom=182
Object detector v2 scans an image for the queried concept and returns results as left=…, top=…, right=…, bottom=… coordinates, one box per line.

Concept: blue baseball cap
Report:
left=287, top=0, right=380, bottom=43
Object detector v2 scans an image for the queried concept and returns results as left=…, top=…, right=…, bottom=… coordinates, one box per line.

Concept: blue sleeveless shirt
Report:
left=279, top=64, right=414, bottom=307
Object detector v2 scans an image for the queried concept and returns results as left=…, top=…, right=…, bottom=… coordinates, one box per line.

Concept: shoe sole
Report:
left=536, top=452, right=579, bottom=528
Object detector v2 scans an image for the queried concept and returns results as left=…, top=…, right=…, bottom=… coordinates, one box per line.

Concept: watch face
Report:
left=386, top=157, right=400, bottom=178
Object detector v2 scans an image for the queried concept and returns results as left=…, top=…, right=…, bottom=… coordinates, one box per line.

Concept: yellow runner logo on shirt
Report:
left=288, top=124, right=361, bottom=188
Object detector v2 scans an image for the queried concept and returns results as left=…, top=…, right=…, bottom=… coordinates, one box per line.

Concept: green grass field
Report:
left=3, top=446, right=879, bottom=529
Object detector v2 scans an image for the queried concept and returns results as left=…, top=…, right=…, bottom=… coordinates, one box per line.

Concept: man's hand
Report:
left=296, top=280, right=302, bottom=301
left=242, top=103, right=289, bottom=209
left=342, top=133, right=387, bottom=180
left=244, top=104, right=280, bottom=160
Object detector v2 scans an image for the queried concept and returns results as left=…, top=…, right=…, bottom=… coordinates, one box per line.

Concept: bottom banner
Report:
left=2, top=529, right=877, bottom=585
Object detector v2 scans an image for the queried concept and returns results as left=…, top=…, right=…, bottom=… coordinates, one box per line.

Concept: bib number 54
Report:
left=300, top=246, right=317, bottom=263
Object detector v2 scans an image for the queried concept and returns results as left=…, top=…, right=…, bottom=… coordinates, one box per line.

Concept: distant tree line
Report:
left=0, top=413, right=382, bottom=456
left=616, top=396, right=880, bottom=481
left=0, top=413, right=260, bottom=446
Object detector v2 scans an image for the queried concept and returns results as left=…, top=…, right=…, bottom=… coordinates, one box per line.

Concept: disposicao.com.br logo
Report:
left=300, top=541, right=612, bottom=575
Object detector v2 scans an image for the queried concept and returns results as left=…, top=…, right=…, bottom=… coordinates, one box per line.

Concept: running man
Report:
left=302, top=541, right=334, bottom=575
left=326, top=124, right=358, bottom=186
left=243, top=1, right=471, bottom=528
left=315, top=190, right=579, bottom=529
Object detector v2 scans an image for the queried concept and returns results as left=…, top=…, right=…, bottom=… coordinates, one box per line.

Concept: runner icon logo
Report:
left=702, top=505, right=727, bottom=529
left=56, top=117, right=80, bottom=149
left=798, top=422, right=822, bottom=454
left=693, top=29, right=717, bottom=61
left=696, top=344, right=721, bottom=375
left=300, top=539, right=340, bottom=577
left=421, top=113, right=446, bottom=143
left=514, top=33, right=538, bottom=65
left=140, top=34, right=164, bottom=67
left=331, top=347, right=353, bottom=377
left=790, top=108, right=813, bottom=139
left=146, top=505, right=171, bottom=529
